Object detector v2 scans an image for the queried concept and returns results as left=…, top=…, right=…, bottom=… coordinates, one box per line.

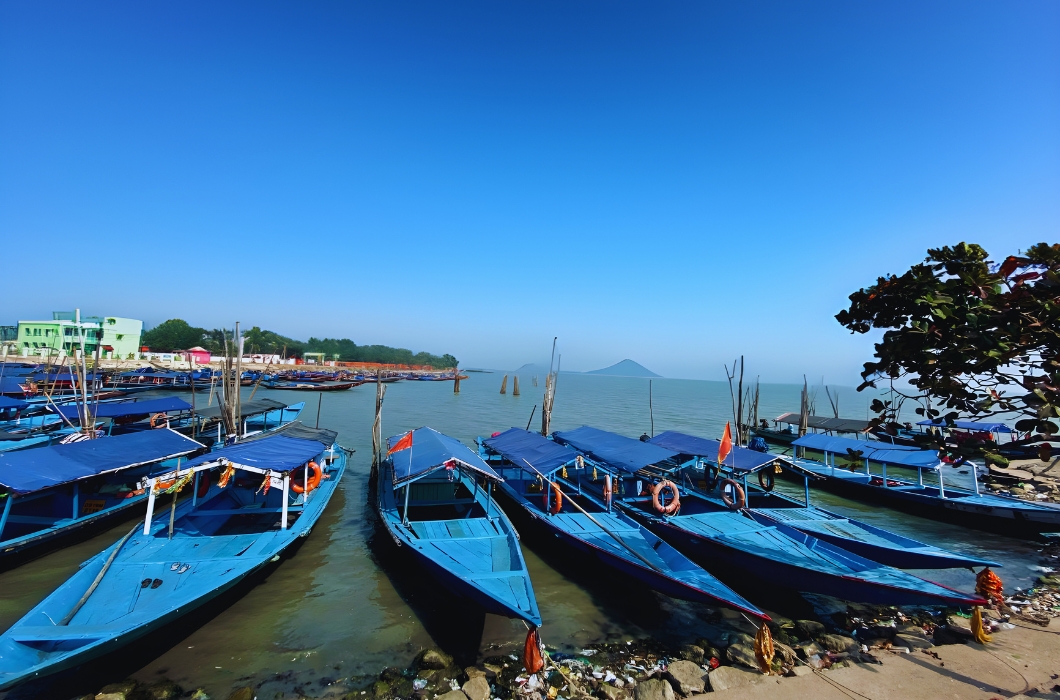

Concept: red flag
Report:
left=387, top=431, right=413, bottom=455
left=718, top=422, right=733, bottom=465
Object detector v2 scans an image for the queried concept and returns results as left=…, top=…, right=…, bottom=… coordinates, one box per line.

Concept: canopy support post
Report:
left=829, top=452, right=834, bottom=477
left=402, top=483, right=411, bottom=526
left=881, top=463, right=888, bottom=486
left=0, top=494, right=13, bottom=541
left=143, top=479, right=157, bottom=535
left=804, top=475, right=811, bottom=507
left=304, top=462, right=310, bottom=505
left=72, top=482, right=79, bottom=520
left=192, top=471, right=200, bottom=507
left=918, top=468, right=924, bottom=487
left=281, top=474, right=290, bottom=529
left=486, top=480, right=492, bottom=518
left=864, top=458, right=870, bottom=477
left=972, top=465, right=980, bottom=496
left=938, top=467, right=946, bottom=499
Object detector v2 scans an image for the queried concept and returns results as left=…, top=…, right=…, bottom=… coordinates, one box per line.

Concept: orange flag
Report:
left=718, top=422, right=733, bottom=465
left=388, top=431, right=414, bottom=455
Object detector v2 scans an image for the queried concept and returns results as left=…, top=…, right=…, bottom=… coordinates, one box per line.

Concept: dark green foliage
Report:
left=836, top=242, right=1060, bottom=454
left=143, top=319, right=457, bottom=367
left=141, top=319, right=209, bottom=351
left=305, top=338, right=457, bottom=367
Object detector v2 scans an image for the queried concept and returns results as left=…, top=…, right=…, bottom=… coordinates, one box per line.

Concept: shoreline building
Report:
left=17, top=310, right=143, bottom=359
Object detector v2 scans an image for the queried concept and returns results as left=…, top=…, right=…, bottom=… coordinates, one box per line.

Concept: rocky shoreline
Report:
left=70, top=539, right=1060, bottom=700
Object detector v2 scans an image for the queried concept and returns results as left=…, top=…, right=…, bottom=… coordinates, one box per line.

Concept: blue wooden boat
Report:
left=553, top=427, right=986, bottom=608
left=647, top=431, right=998, bottom=570
left=244, top=401, right=304, bottom=430
left=789, top=433, right=1060, bottom=535
left=376, top=427, right=541, bottom=627
left=0, top=430, right=206, bottom=568
left=0, top=429, right=345, bottom=691
left=49, top=397, right=196, bottom=435
left=480, top=429, right=768, bottom=619
left=0, top=432, right=52, bottom=453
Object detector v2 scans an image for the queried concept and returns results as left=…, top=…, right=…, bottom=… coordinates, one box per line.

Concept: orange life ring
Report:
left=651, top=480, right=680, bottom=515
left=291, top=461, right=322, bottom=494
left=720, top=478, right=746, bottom=510
left=150, top=413, right=167, bottom=429
left=543, top=481, right=562, bottom=515
left=603, top=474, right=613, bottom=508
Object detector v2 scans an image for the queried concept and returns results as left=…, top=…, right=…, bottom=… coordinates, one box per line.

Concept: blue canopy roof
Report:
left=387, top=427, right=501, bottom=485
left=648, top=430, right=788, bottom=473
left=792, top=433, right=941, bottom=469
left=553, top=426, right=678, bottom=473
left=0, top=377, right=28, bottom=395
left=181, top=434, right=329, bottom=475
left=118, top=370, right=188, bottom=379
left=484, top=428, right=578, bottom=474
left=0, top=396, right=28, bottom=411
left=49, top=397, right=193, bottom=420
left=916, top=419, right=1014, bottom=433
left=0, top=430, right=205, bottom=494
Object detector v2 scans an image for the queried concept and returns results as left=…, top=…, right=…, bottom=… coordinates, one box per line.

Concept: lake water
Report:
left=0, top=373, right=1042, bottom=698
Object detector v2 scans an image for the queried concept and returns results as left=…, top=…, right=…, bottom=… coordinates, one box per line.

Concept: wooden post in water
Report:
left=372, top=371, right=387, bottom=468
left=513, top=375, right=520, bottom=396
left=453, top=367, right=461, bottom=394
left=500, top=375, right=508, bottom=394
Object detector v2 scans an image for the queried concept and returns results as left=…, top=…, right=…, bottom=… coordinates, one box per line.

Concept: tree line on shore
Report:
left=141, top=319, right=458, bottom=368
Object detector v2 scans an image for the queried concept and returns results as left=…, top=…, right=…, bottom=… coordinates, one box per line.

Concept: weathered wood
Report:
left=500, top=375, right=508, bottom=394
left=513, top=375, right=520, bottom=396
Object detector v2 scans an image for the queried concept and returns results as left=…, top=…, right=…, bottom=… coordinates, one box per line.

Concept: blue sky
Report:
left=2, top=1, right=1057, bottom=381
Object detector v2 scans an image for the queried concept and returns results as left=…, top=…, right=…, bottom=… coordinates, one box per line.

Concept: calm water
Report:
left=0, top=374, right=1042, bottom=698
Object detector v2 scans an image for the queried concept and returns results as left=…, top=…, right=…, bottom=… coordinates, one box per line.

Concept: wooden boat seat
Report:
left=409, top=518, right=500, bottom=540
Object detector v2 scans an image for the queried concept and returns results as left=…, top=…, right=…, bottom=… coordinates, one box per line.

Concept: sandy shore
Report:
left=720, top=618, right=1060, bottom=699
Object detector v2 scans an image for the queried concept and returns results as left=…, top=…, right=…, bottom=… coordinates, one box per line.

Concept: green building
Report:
left=17, top=310, right=143, bottom=359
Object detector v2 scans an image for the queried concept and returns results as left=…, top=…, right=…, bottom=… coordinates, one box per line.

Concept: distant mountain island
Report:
left=584, top=359, right=661, bottom=378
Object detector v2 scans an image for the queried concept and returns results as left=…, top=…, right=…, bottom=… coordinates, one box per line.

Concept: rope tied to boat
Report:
left=976, top=567, right=1004, bottom=607
left=754, top=622, right=775, bottom=674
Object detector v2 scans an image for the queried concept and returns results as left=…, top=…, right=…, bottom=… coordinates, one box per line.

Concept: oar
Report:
left=517, top=458, right=663, bottom=573
left=59, top=521, right=141, bottom=625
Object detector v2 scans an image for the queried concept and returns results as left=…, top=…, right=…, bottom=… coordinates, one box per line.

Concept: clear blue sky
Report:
left=2, top=1, right=1057, bottom=381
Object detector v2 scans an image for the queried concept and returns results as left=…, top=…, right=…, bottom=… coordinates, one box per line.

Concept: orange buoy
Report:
left=651, top=480, right=680, bottom=514
left=719, top=478, right=746, bottom=510
left=543, top=481, right=562, bottom=515
left=291, top=462, right=322, bottom=494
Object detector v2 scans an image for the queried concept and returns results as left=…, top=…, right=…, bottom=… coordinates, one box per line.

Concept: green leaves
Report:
left=837, top=242, right=1060, bottom=447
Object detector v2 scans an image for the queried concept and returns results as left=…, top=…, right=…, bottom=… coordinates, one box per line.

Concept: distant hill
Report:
left=585, top=359, right=661, bottom=378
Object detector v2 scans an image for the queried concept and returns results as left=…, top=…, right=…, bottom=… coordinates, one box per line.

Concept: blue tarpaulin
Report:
left=553, top=426, right=678, bottom=473
left=181, top=434, right=329, bottom=475
left=916, top=419, right=1014, bottom=433
left=49, top=397, right=192, bottom=420
left=0, top=430, right=205, bottom=494
left=648, top=430, right=785, bottom=473
left=484, top=428, right=578, bottom=474
left=0, top=397, right=28, bottom=411
left=792, top=433, right=941, bottom=469
left=0, top=377, right=28, bottom=395
left=387, top=427, right=500, bottom=485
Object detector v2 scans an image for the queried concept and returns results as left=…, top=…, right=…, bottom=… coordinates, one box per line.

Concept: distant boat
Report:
left=553, top=426, right=987, bottom=608
left=0, top=429, right=206, bottom=568
left=376, top=427, right=541, bottom=626
left=480, top=428, right=768, bottom=619
left=788, top=433, right=1060, bottom=535
left=263, top=381, right=361, bottom=391
left=646, top=430, right=998, bottom=570
left=0, top=429, right=345, bottom=691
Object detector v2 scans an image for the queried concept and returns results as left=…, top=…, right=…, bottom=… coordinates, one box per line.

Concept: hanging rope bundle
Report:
left=523, top=626, right=544, bottom=674
left=154, top=473, right=193, bottom=495
left=256, top=474, right=271, bottom=495
left=976, top=567, right=1004, bottom=607
left=218, top=463, right=236, bottom=489
left=561, top=466, right=568, bottom=478
left=971, top=606, right=992, bottom=644
left=753, top=623, right=774, bottom=674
